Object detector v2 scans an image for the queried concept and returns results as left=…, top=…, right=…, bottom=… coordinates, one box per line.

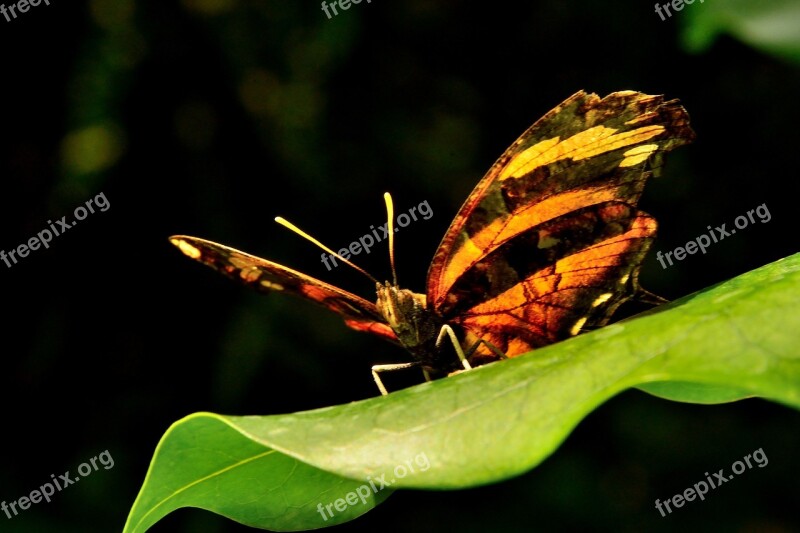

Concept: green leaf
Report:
left=122, top=413, right=393, bottom=532
left=636, top=381, right=754, bottom=404
left=680, top=0, right=800, bottom=64
left=125, top=253, right=800, bottom=532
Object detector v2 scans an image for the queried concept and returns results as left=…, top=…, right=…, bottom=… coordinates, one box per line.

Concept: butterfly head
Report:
left=376, top=282, right=441, bottom=356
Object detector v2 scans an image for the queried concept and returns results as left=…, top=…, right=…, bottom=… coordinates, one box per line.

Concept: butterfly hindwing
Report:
left=169, top=236, right=399, bottom=343
left=457, top=209, right=657, bottom=361
left=426, top=91, right=694, bottom=358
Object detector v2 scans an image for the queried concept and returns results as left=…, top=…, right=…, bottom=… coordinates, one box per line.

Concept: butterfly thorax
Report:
left=375, top=282, right=456, bottom=375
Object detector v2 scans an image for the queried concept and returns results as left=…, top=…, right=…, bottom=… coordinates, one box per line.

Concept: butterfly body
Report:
left=375, top=283, right=472, bottom=377
left=171, top=90, right=694, bottom=393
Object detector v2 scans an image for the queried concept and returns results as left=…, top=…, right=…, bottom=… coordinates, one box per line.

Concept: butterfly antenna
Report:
left=384, top=192, right=399, bottom=286
left=274, top=216, right=379, bottom=284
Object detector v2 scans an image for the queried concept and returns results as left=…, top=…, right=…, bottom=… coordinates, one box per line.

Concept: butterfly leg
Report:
left=436, top=324, right=473, bottom=371
left=371, top=362, right=419, bottom=396
left=422, top=367, right=432, bottom=382
left=464, top=338, right=507, bottom=360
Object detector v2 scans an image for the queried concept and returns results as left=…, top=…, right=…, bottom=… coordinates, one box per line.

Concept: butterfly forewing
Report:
left=170, top=236, right=399, bottom=343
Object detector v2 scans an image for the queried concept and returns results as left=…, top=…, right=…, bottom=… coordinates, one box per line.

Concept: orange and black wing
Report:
left=426, top=90, right=694, bottom=359
left=170, top=236, right=398, bottom=343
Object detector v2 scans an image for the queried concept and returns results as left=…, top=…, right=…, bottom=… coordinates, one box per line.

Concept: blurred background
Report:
left=1, top=0, right=798, bottom=531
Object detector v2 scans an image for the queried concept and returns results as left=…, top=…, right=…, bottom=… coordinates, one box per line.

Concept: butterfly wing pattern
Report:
left=169, top=236, right=400, bottom=343
left=171, top=90, right=694, bottom=391
left=427, top=90, right=694, bottom=363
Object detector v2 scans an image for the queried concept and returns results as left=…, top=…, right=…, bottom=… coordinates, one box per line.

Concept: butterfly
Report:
left=170, top=90, right=694, bottom=395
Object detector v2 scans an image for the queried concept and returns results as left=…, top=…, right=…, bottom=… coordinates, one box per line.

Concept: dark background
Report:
left=1, top=1, right=798, bottom=531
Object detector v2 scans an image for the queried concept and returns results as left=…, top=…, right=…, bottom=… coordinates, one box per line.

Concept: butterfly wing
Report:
left=426, top=90, right=694, bottom=359
left=170, top=235, right=398, bottom=343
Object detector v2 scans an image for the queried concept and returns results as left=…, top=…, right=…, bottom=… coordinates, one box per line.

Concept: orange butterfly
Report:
left=171, top=90, right=694, bottom=395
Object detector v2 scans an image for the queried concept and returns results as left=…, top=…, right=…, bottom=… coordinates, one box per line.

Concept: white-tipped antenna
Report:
left=274, top=216, right=379, bottom=284
left=384, top=192, right=398, bottom=286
